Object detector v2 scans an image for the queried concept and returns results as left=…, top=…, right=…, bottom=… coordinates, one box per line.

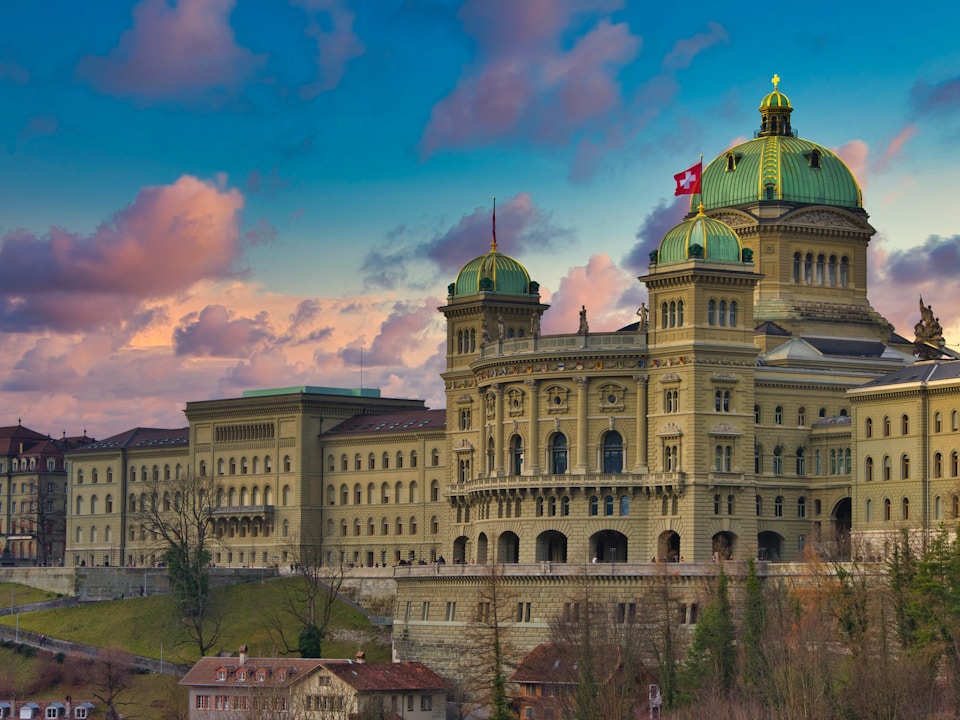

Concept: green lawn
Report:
left=0, top=576, right=390, bottom=665
left=0, top=582, right=61, bottom=608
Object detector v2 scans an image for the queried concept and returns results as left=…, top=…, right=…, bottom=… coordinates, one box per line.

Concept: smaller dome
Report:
left=759, top=89, right=791, bottom=109
left=453, top=248, right=533, bottom=297
left=656, top=210, right=744, bottom=265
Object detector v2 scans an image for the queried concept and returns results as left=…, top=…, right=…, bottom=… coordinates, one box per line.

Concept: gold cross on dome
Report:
left=772, top=73, right=780, bottom=90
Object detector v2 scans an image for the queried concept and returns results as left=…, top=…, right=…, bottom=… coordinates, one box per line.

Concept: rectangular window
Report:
left=516, top=602, right=531, bottom=622
left=195, top=695, right=211, bottom=709
left=445, top=601, right=457, bottom=621
left=421, top=601, right=430, bottom=621
left=407, top=695, right=414, bottom=712
left=421, top=695, right=433, bottom=711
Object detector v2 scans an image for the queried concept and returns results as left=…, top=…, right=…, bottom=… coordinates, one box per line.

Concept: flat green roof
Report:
left=241, top=386, right=381, bottom=399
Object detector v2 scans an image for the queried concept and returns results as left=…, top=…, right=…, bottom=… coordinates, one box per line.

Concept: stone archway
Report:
left=712, top=531, right=737, bottom=561
left=497, top=531, right=519, bottom=563
left=757, top=531, right=782, bottom=561
left=476, top=533, right=489, bottom=564
left=536, top=530, right=568, bottom=562
left=453, top=536, right=468, bottom=564
left=832, top=497, right=852, bottom=560
left=589, top=530, right=628, bottom=563
left=657, top=530, right=680, bottom=562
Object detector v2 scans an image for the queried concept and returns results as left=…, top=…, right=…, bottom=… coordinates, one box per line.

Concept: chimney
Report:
left=65, top=697, right=71, bottom=718
left=239, top=645, right=248, bottom=665
left=10, top=695, right=15, bottom=717
left=355, top=651, right=365, bottom=664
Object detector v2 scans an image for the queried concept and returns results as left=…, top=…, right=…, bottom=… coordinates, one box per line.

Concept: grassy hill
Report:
left=0, top=575, right=390, bottom=664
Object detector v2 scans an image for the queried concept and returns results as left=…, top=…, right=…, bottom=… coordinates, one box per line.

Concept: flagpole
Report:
left=698, top=153, right=704, bottom=214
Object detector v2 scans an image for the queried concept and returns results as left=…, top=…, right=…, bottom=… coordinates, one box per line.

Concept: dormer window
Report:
left=217, top=669, right=226, bottom=681
left=237, top=670, right=246, bottom=681
left=809, top=149, right=821, bottom=169
left=257, top=671, right=265, bottom=682
left=726, top=153, right=735, bottom=171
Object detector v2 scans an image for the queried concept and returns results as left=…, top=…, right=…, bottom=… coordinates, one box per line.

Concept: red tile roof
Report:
left=322, top=661, right=449, bottom=692
left=180, top=657, right=327, bottom=688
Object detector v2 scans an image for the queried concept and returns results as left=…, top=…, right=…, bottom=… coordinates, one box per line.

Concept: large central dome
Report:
left=694, top=78, right=862, bottom=211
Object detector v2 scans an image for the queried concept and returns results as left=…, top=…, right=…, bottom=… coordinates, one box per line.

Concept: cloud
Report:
left=246, top=166, right=289, bottom=197
left=173, top=304, right=274, bottom=357
left=911, top=75, right=960, bottom=114
left=873, top=124, right=918, bottom=174
left=834, top=139, right=869, bottom=188
left=338, top=299, right=444, bottom=367
left=17, top=115, right=60, bottom=144
left=661, top=21, right=729, bottom=72
left=541, top=253, right=641, bottom=334
left=623, top=196, right=688, bottom=271
left=76, top=0, right=263, bottom=103
left=293, top=0, right=365, bottom=99
left=420, top=0, right=639, bottom=156
left=0, top=59, right=30, bottom=84
left=244, top=217, right=278, bottom=247
left=869, top=233, right=960, bottom=342
left=362, top=192, right=573, bottom=289
left=0, top=175, right=245, bottom=332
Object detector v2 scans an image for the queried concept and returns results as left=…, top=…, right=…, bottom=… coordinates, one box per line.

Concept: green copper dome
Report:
left=656, top=211, right=744, bottom=265
left=454, top=248, right=533, bottom=296
left=692, top=78, right=862, bottom=211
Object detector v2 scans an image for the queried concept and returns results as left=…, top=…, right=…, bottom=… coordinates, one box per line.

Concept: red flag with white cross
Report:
left=674, top=162, right=702, bottom=195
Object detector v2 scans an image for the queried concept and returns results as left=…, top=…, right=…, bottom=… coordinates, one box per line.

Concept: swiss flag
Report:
left=674, top=162, right=702, bottom=195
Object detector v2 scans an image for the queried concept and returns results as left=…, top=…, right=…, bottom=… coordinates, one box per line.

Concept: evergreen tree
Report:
left=683, top=567, right=736, bottom=698
left=741, top=558, right=766, bottom=689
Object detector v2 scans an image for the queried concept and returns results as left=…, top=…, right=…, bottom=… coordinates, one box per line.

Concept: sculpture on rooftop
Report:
left=914, top=296, right=944, bottom=360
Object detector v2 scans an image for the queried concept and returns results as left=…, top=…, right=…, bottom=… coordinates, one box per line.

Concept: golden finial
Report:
left=697, top=202, right=705, bottom=216
left=491, top=196, right=498, bottom=252
left=772, top=73, right=780, bottom=91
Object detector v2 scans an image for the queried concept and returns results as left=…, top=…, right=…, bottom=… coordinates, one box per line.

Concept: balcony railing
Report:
left=448, top=471, right=686, bottom=495
left=211, top=504, right=275, bottom=516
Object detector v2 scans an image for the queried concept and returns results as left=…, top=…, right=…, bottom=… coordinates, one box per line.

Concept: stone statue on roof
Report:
left=914, top=295, right=944, bottom=360
left=577, top=305, right=589, bottom=335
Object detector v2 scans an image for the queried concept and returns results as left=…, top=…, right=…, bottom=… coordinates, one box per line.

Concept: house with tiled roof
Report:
left=180, top=646, right=449, bottom=720
left=0, top=423, right=92, bottom=566
left=0, top=697, right=96, bottom=720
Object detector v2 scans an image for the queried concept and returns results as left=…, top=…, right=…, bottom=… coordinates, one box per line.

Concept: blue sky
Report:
left=1, top=0, right=959, bottom=437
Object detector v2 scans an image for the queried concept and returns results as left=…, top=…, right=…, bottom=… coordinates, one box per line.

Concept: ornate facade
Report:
left=63, top=81, right=946, bottom=577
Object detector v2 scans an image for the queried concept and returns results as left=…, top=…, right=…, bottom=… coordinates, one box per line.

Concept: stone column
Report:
left=477, top=389, right=488, bottom=476
left=633, top=375, right=649, bottom=472
left=525, top=379, right=540, bottom=475
left=575, top=376, right=589, bottom=474
left=493, top=383, right=504, bottom=476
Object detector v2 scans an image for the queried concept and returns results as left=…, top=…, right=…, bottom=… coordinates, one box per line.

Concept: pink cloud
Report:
left=174, top=304, right=273, bottom=357
left=873, top=123, right=918, bottom=174
left=338, top=299, right=444, bottom=367
left=420, top=0, right=639, bottom=156
left=0, top=175, right=245, bottom=331
left=293, top=0, right=365, bottom=99
left=661, top=22, right=728, bottom=72
left=541, top=253, right=641, bottom=334
left=834, top=139, right=869, bottom=189
left=76, top=0, right=263, bottom=102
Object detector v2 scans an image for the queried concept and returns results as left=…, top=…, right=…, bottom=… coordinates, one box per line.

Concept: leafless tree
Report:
left=266, top=532, right=346, bottom=657
left=90, top=648, right=136, bottom=720
left=138, top=469, right=225, bottom=657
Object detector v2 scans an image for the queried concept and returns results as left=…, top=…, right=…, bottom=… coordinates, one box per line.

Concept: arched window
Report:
left=804, top=253, right=813, bottom=283
left=536, top=497, right=544, bottom=517
left=816, top=254, right=825, bottom=284
left=411, top=450, right=418, bottom=468
left=775, top=406, right=783, bottom=425
left=727, top=494, right=735, bottom=515
left=368, top=453, right=375, bottom=470
left=935, top=453, right=943, bottom=478
left=774, top=495, right=783, bottom=517
left=883, top=416, right=890, bottom=436
left=772, top=446, right=783, bottom=475
left=397, top=451, right=404, bottom=469
left=796, top=448, right=806, bottom=476
left=754, top=445, right=762, bottom=474
left=708, top=299, right=716, bottom=326
left=865, top=418, right=873, bottom=437
left=797, top=496, right=806, bottom=518
left=865, top=456, right=874, bottom=481
left=901, top=454, right=910, bottom=479
left=828, top=255, right=837, bottom=286
left=620, top=496, right=630, bottom=516
left=840, top=256, right=849, bottom=287
left=935, top=412, right=942, bottom=433
left=713, top=494, right=721, bottom=514
left=354, top=454, right=362, bottom=471
left=798, top=407, right=806, bottom=426
left=669, top=301, right=677, bottom=328
left=901, top=414, right=909, bottom=435
left=756, top=495, right=762, bottom=517
left=729, top=300, right=737, bottom=327
left=866, top=498, right=873, bottom=522
left=382, top=452, right=390, bottom=470
left=432, top=449, right=440, bottom=466
left=883, top=455, right=892, bottom=481
left=902, top=497, right=910, bottom=520
left=718, top=300, right=727, bottom=327
left=510, top=435, right=524, bottom=475
left=604, top=495, right=614, bottom=516
left=283, top=456, right=291, bottom=472
left=551, top=434, right=568, bottom=474
left=589, top=496, right=599, bottom=516
left=754, top=405, right=761, bottom=424
left=793, top=252, right=801, bottom=283
left=661, top=302, right=668, bottom=329
left=677, top=300, right=684, bottom=326
left=884, top=498, right=892, bottom=521
left=603, top=432, right=623, bottom=473
left=952, top=451, right=959, bottom=477
left=341, top=455, right=348, bottom=471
